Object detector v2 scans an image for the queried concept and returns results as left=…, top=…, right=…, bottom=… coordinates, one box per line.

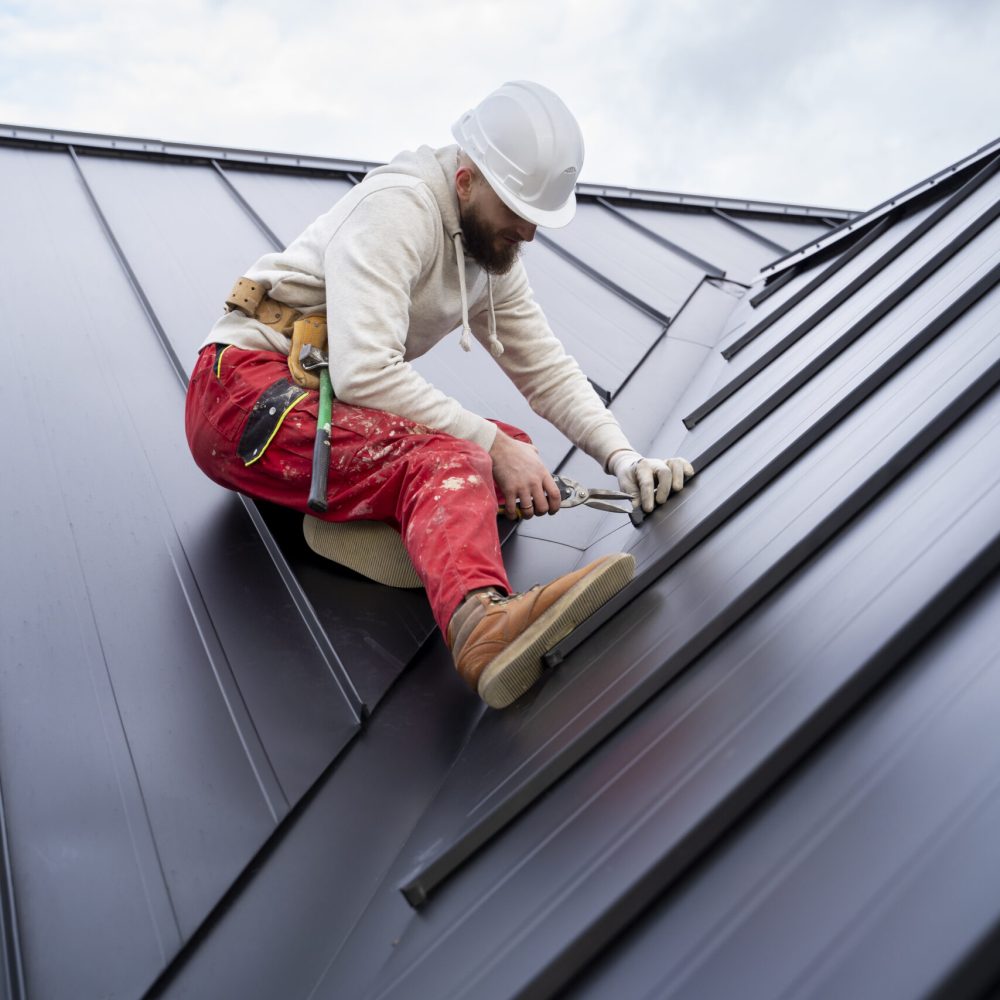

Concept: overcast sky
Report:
left=1, top=0, right=997, bottom=212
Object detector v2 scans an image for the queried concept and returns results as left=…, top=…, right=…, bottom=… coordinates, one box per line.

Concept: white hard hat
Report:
left=452, top=80, right=584, bottom=229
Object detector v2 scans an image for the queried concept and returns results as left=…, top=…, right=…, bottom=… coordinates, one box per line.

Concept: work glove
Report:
left=610, top=450, right=695, bottom=513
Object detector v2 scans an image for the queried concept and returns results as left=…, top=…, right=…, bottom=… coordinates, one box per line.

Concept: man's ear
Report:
left=455, top=165, right=475, bottom=206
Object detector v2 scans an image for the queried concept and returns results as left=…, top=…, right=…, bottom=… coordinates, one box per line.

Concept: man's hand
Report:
left=490, top=431, right=561, bottom=520
left=610, top=450, right=695, bottom=513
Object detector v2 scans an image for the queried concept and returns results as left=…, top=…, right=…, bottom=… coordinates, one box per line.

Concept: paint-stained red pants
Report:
left=185, top=344, right=523, bottom=634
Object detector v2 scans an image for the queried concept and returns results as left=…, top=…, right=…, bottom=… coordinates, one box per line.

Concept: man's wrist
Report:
left=607, top=448, right=641, bottom=477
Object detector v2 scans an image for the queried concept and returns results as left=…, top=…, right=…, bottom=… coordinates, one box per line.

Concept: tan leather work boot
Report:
left=448, top=552, right=636, bottom=708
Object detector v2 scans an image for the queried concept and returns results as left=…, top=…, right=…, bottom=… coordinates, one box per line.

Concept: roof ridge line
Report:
left=0, top=122, right=856, bottom=221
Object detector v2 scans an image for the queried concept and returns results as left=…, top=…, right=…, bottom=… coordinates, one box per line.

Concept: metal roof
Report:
left=1, top=124, right=998, bottom=1000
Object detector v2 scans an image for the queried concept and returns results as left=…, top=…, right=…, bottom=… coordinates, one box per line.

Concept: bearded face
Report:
left=460, top=198, right=525, bottom=276
left=457, top=169, right=537, bottom=276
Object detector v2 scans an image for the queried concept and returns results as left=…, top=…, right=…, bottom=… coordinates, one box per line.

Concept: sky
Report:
left=1, top=0, right=997, bottom=213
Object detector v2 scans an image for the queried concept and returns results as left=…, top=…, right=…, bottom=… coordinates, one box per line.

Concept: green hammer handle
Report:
left=307, top=368, right=333, bottom=513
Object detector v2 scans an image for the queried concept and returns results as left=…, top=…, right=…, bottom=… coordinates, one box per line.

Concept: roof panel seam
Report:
left=399, top=360, right=1000, bottom=909
left=686, top=180, right=1000, bottom=430
left=596, top=198, right=725, bottom=277
left=711, top=208, right=790, bottom=255
left=535, top=232, right=671, bottom=327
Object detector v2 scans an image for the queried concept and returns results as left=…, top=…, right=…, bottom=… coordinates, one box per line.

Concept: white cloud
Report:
left=0, top=0, right=997, bottom=209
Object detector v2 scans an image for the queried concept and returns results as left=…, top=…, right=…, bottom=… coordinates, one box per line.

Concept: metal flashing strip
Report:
left=595, top=198, right=726, bottom=277
left=738, top=215, right=895, bottom=348
left=760, top=137, right=1000, bottom=276
left=536, top=232, right=672, bottom=327
left=748, top=265, right=799, bottom=309
left=712, top=208, right=790, bottom=254
left=684, top=176, right=1000, bottom=431
left=692, top=253, right=1000, bottom=475
left=398, top=335, right=1000, bottom=907
left=67, top=145, right=366, bottom=724
left=548, top=265, right=1000, bottom=664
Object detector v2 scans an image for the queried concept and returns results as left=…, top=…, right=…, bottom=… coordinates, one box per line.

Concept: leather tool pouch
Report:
left=225, top=275, right=330, bottom=391
left=288, top=315, right=329, bottom=391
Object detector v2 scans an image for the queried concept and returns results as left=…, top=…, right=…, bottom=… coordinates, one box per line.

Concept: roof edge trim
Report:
left=0, top=123, right=380, bottom=175
left=760, top=135, right=1000, bottom=277
left=579, top=181, right=856, bottom=220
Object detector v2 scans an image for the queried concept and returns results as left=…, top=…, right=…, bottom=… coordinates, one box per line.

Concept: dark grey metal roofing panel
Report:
left=729, top=213, right=832, bottom=250
left=219, top=167, right=355, bottom=247
left=69, top=149, right=446, bottom=711
left=568, top=569, right=1000, bottom=1000
left=0, top=144, right=362, bottom=995
left=74, top=153, right=275, bottom=364
left=697, top=196, right=972, bottom=424
left=150, top=642, right=485, bottom=1000
left=4, top=122, right=993, bottom=1000
left=715, top=198, right=943, bottom=363
left=730, top=214, right=897, bottom=354
left=394, top=262, right=1000, bottom=906
left=367, top=375, right=1000, bottom=1000
left=253, top=502, right=437, bottom=710
left=515, top=239, right=664, bottom=391
left=683, top=206, right=1000, bottom=466
left=694, top=158, right=1000, bottom=422
left=541, top=201, right=705, bottom=316
left=614, top=204, right=781, bottom=283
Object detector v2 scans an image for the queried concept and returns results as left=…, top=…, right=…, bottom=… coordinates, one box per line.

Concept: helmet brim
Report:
left=489, top=179, right=577, bottom=229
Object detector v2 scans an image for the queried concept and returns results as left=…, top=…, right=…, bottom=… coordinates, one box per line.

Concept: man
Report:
left=185, top=80, right=693, bottom=709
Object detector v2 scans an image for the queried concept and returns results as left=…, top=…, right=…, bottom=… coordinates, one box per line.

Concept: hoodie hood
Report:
left=366, top=145, right=503, bottom=358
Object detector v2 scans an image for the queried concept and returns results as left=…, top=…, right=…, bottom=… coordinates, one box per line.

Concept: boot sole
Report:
left=477, top=552, right=635, bottom=709
left=302, top=515, right=423, bottom=589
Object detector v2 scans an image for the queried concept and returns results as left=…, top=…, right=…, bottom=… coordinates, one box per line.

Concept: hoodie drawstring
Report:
left=486, top=277, right=502, bottom=357
left=452, top=231, right=503, bottom=358
left=453, top=232, right=473, bottom=353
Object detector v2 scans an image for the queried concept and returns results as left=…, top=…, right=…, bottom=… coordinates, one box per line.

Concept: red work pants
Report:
left=184, top=344, right=523, bottom=635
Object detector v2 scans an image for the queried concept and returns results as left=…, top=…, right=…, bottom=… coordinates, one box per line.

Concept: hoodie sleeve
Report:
left=472, top=261, right=632, bottom=470
left=323, top=184, right=498, bottom=451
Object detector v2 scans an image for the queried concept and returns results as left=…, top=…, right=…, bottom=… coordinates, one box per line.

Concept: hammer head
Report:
left=298, top=344, right=329, bottom=372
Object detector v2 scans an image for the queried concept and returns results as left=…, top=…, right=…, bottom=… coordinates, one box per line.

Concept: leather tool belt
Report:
left=225, top=277, right=328, bottom=390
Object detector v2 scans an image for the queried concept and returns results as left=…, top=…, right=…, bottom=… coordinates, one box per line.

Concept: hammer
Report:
left=300, top=345, right=333, bottom=513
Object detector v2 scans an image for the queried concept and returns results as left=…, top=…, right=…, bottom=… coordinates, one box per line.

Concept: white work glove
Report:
left=610, top=450, right=695, bottom=513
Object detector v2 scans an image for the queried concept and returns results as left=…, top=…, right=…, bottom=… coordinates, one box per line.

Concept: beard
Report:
left=460, top=202, right=523, bottom=276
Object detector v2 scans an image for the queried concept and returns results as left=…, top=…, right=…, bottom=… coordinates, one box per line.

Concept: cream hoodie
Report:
left=203, top=144, right=631, bottom=465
